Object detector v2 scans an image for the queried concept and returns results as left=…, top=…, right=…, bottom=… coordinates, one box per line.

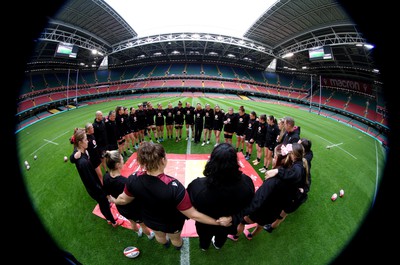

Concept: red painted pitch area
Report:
left=93, top=152, right=263, bottom=237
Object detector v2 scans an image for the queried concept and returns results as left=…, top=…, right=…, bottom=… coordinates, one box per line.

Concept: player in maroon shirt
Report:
left=111, top=142, right=232, bottom=250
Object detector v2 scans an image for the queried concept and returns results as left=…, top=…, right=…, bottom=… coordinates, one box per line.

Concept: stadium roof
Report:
left=26, top=0, right=381, bottom=84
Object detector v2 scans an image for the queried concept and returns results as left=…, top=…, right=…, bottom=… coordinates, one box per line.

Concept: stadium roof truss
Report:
left=107, top=33, right=280, bottom=70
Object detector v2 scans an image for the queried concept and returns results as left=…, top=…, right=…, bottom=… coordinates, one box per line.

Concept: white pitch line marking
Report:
left=30, top=131, right=70, bottom=156
left=326, top=142, right=343, bottom=149
left=317, top=135, right=357, bottom=159
left=180, top=238, right=190, bottom=265
left=43, top=139, right=59, bottom=145
left=186, top=126, right=192, bottom=155
left=181, top=106, right=193, bottom=265
left=372, top=140, right=380, bottom=207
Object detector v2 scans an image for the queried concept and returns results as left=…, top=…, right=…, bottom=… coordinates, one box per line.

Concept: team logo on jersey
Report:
left=172, top=181, right=178, bottom=187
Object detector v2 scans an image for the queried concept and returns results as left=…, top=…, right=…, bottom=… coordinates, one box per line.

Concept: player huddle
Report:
left=93, top=101, right=302, bottom=171
left=69, top=99, right=314, bottom=252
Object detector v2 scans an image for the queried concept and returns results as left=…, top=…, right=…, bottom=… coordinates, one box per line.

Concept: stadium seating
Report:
left=17, top=63, right=386, bottom=141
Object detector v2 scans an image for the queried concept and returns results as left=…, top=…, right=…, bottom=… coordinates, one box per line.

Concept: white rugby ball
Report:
left=64, top=156, right=68, bottom=162
left=123, top=246, right=140, bottom=258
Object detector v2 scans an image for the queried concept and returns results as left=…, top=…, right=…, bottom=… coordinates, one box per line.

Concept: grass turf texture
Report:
left=17, top=95, right=386, bottom=265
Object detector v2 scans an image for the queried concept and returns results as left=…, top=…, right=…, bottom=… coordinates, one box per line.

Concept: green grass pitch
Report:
left=16, top=95, right=386, bottom=265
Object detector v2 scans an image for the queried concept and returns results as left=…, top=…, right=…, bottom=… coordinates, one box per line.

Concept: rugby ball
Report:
left=123, top=246, right=140, bottom=258
left=64, top=156, right=68, bottom=162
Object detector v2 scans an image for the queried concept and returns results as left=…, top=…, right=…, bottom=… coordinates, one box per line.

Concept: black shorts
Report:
left=138, top=123, right=146, bottom=131
left=213, top=124, right=223, bottom=131
left=284, top=192, right=308, bottom=213
left=107, top=144, right=118, bottom=151
left=204, top=123, right=213, bottom=130
left=246, top=213, right=269, bottom=226
left=97, top=145, right=107, bottom=154
left=145, top=219, right=185, bottom=234
left=256, top=141, right=266, bottom=148
left=147, top=122, right=155, bottom=127
left=236, top=129, right=246, bottom=137
left=224, top=133, right=233, bottom=139
left=245, top=139, right=255, bottom=145
left=117, top=204, right=143, bottom=223
left=247, top=208, right=282, bottom=226
left=175, top=123, right=183, bottom=129
left=265, top=141, right=276, bottom=151
left=174, top=120, right=184, bottom=126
